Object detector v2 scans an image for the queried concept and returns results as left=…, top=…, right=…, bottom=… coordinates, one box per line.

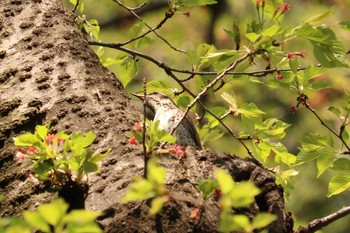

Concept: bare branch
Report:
left=295, top=206, right=350, bottom=233
left=142, top=76, right=148, bottom=178
left=89, top=40, right=311, bottom=78
left=168, top=53, right=250, bottom=139
left=298, top=94, right=350, bottom=153
left=113, top=0, right=185, bottom=53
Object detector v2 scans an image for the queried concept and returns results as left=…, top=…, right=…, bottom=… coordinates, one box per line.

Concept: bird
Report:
left=132, top=92, right=203, bottom=149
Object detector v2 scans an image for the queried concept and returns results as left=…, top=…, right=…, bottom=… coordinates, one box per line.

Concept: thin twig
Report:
left=113, top=0, right=185, bottom=53
left=72, top=0, right=80, bottom=13
left=168, top=53, right=250, bottom=141
left=294, top=206, right=350, bottom=233
left=89, top=40, right=311, bottom=78
left=300, top=95, right=350, bottom=153
left=142, top=77, right=148, bottom=178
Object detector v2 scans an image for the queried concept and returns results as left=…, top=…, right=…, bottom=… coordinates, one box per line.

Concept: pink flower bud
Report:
left=16, top=150, right=27, bottom=159
left=127, top=136, right=137, bottom=145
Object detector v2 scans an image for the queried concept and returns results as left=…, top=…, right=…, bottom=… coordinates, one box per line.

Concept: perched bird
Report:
left=132, top=92, right=202, bottom=149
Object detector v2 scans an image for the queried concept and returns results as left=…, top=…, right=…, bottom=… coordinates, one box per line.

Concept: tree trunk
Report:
left=0, top=0, right=293, bottom=232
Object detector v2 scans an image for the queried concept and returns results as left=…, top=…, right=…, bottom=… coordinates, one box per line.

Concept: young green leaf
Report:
left=252, top=213, right=277, bottom=229
left=196, top=179, right=218, bottom=200
left=150, top=196, right=168, bottom=215
left=215, top=169, right=235, bottom=195
left=238, top=103, right=265, bottom=119
left=181, top=0, right=217, bottom=7
left=328, top=173, right=350, bottom=197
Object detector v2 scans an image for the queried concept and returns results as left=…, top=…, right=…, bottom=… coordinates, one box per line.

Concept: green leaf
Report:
left=262, top=25, right=281, bottom=37
left=176, top=95, right=191, bottom=109
left=219, top=213, right=248, bottom=233
left=332, top=158, right=350, bottom=171
left=79, top=131, right=96, bottom=148
left=117, top=59, right=138, bottom=88
left=149, top=196, right=168, bottom=215
left=224, top=21, right=241, bottom=49
left=215, top=169, right=235, bottom=195
left=309, top=80, right=330, bottom=90
left=316, top=150, right=335, bottom=177
left=238, top=103, right=265, bottom=119
left=146, top=80, right=171, bottom=94
left=308, top=25, right=348, bottom=68
left=36, top=124, right=49, bottom=140
left=147, top=158, right=166, bottom=185
left=297, top=23, right=329, bottom=44
left=221, top=92, right=237, bottom=110
left=23, top=211, right=50, bottom=232
left=120, top=177, right=155, bottom=203
left=196, top=179, right=218, bottom=200
left=182, top=0, right=217, bottom=7
left=252, top=213, right=277, bottom=229
left=245, top=32, right=261, bottom=43
left=189, top=43, right=216, bottom=70
left=328, top=173, right=350, bottom=197
left=83, top=161, right=99, bottom=173
left=70, top=0, right=84, bottom=13
left=64, top=210, right=101, bottom=223
left=299, top=133, right=334, bottom=151
left=328, top=106, right=341, bottom=117
left=88, top=19, right=100, bottom=41
left=339, top=21, right=350, bottom=31
left=255, top=118, right=290, bottom=139
left=14, top=133, right=37, bottom=146
left=89, top=149, right=111, bottom=163
left=289, top=58, right=299, bottom=74
left=228, top=181, right=260, bottom=207
left=159, top=131, right=176, bottom=144
left=305, top=8, right=334, bottom=23
left=37, top=198, right=68, bottom=227
left=206, top=106, right=227, bottom=128
left=303, top=65, right=326, bottom=81
left=66, top=223, right=102, bottom=233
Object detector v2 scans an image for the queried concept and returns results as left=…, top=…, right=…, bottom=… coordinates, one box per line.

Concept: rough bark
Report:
left=0, top=0, right=293, bottom=232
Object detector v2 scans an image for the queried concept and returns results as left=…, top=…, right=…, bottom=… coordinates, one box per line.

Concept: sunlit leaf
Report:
left=305, top=8, right=334, bottom=23
left=332, top=158, right=350, bottom=171
left=182, top=0, right=217, bottom=7
left=36, top=124, right=49, bottom=140
left=215, top=169, right=235, bottom=194
left=120, top=177, right=155, bottom=203
left=148, top=158, right=166, bottom=185
left=328, top=173, right=350, bottom=197
left=238, top=103, right=265, bottom=119
left=117, top=59, right=138, bottom=88
left=252, top=213, right=277, bottom=229
left=228, top=181, right=260, bottom=207
left=339, top=21, right=350, bottom=31
left=23, top=211, right=50, bottom=232
left=150, top=196, right=168, bottom=215
left=316, top=151, right=335, bottom=177
left=328, top=106, right=341, bottom=117
left=14, top=134, right=37, bottom=146
left=37, top=198, right=68, bottom=227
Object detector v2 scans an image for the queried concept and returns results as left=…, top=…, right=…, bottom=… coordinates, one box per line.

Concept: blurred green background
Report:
left=63, top=0, right=350, bottom=232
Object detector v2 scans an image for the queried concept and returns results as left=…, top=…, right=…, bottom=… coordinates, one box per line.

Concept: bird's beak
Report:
left=131, top=93, right=144, bottom=100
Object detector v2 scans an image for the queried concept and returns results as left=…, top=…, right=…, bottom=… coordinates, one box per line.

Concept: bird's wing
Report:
left=184, top=116, right=203, bottom=149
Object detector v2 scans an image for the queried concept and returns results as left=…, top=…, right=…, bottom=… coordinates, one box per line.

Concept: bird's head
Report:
left=132, top=92, right=177, bottom=118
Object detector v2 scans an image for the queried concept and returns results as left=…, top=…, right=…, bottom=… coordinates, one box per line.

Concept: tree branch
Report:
left=112, top=0, right=185, bottom=53
left=295, top=206, right=350, bottom=233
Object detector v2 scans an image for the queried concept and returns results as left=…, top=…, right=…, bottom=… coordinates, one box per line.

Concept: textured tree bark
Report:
left=0, top=0, right=293, bottom=232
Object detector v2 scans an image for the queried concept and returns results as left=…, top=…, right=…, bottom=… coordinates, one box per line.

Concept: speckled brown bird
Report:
left=132, top=92, right=202, bottom=149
